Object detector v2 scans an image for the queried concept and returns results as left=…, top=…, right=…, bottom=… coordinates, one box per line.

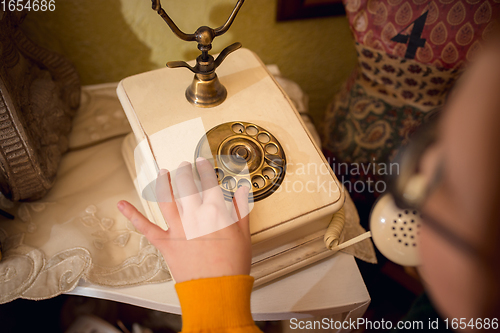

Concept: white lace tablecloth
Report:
left=0, top=83, right=171, bottom=303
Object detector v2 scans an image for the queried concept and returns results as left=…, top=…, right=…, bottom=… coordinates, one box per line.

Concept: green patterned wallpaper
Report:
left=21, top=0, right=357, bottom=125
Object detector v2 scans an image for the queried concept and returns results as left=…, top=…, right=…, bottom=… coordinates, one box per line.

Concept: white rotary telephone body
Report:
left=118, top=0, right=345, bottom=285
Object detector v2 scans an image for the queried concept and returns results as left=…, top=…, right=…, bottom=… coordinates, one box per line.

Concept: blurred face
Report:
left=417, top=39, right=500, bottom=322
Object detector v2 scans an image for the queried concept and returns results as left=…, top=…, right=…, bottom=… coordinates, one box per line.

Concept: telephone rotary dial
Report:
left=195, top=121, right=286, bottom=202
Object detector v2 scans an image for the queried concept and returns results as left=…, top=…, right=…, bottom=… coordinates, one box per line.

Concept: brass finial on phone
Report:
left=151, top=0, right=245, bottom=107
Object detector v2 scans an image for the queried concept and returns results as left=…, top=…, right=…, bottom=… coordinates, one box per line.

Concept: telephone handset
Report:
left=194, top=121, right=286, bottom=201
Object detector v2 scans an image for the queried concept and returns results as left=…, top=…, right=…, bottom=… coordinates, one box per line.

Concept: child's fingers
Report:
left=196, top=157, right=226, bottom=207
left=156, top=169, right=184, bottom=230
left=118, top=200, right=169, bottom=248
left=233, top=186, right=251, bottom=238
left=156, top=169, right=174, bottom=204
left=175, top=161, right=202, bottom=213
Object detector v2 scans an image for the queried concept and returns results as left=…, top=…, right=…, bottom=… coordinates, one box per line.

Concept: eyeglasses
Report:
left=387, top=113, right=483, bottom=259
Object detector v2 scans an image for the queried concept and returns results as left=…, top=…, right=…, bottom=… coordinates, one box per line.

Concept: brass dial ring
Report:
left=194, top=121, right=286, bottom=201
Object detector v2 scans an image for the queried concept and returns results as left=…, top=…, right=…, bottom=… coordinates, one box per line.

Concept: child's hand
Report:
left=117, top=157, right=251, bottom=283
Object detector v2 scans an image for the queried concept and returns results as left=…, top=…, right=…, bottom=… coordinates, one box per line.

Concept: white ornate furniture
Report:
left=0, top=82, right=370, bottom=332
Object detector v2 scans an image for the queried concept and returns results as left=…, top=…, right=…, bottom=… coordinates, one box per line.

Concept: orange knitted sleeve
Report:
left=175, top=275, right=263, bottom=333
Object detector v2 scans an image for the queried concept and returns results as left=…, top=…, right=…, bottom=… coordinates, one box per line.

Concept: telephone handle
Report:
left=151, top=0, right=245, bottom=107
left=166, top=42, right=242, bottom=75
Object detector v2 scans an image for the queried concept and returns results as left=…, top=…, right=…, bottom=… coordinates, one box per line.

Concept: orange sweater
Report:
left=175, top=275, right=263, bottom=333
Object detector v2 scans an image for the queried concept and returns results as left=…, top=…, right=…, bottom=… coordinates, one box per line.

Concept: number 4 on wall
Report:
left=391, top=11, right=428, bottom=60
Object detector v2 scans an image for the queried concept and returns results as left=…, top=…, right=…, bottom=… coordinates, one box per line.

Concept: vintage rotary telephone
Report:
left=118, top=0, right=347, bottom=285
left=151, top=0, right=287, bottom=202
